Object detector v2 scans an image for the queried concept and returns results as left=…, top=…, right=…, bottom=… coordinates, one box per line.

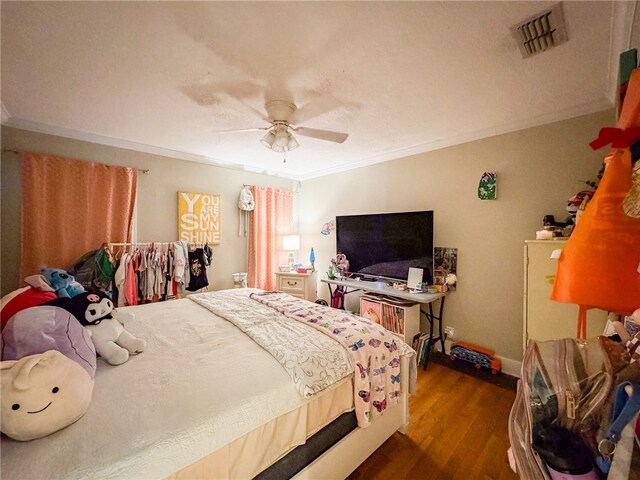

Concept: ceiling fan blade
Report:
left=291, top=126, right=348, bottom=144
left=291, top=95, right=342, bottom=124
left=213, top=126, right=271, bottom=134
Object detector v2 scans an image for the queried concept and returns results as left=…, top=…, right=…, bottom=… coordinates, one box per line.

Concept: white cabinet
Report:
left=523, top=240, right=608, bottom=349
left=359, top=293, right=420, bottom=345
left=276, top=271, right=318, bottom=301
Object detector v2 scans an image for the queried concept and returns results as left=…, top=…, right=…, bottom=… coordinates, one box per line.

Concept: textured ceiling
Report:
left=1, top=1, right=634, bottom=180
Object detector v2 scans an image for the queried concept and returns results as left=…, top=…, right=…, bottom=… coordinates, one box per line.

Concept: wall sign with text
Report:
left=178, top=192, right=221, bottom=244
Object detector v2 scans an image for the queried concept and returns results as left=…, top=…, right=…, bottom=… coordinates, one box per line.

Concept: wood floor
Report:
left=348, top=361, right=519, bottom=480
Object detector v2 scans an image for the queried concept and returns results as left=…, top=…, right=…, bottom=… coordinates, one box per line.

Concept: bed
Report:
left=1, top=289, right=415, bottom=479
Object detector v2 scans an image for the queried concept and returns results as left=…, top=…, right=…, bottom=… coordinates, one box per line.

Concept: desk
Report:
left=321, top=277, right=447, bottom=370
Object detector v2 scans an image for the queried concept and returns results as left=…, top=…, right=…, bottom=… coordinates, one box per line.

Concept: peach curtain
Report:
left=248, top=186, right=293, bottom=291
left=20, top=152, right=137, bottom=279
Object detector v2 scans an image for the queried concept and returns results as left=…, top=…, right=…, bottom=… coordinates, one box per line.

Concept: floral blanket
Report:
left=250, top=291, right=415, bottom=427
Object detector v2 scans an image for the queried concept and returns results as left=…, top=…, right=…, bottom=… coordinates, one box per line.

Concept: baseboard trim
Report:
left=434, top=339, right=522, bottom=378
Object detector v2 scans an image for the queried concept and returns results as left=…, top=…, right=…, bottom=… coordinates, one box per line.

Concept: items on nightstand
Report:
left=309, top=247, right=316, bottom=272
left=283, top=235, right=300, bottom=266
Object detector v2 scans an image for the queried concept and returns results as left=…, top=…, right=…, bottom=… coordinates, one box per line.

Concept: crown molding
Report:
left=4, top=96, right=612, bottom=183
left=607, top=1, right=637, bottom=103
left=2, top=117, right=303, bottom=180
left=297, top=97, right=613, bottom=181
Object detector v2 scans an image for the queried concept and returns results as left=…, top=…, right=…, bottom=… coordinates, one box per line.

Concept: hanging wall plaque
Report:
left=178, top=192, right=221, bottom=244
left=478, top=172, right=497, bottom=200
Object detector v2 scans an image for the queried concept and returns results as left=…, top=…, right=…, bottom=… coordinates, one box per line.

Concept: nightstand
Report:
left=275, top=271, right=318, bottom=301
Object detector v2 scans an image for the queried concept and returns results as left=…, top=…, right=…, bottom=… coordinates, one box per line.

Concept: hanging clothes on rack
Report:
left=113, top=251, right=130, bottom=307
left=124, top=249, right=139, bottom=306
left=173, top=241, right=189, bottom=296
left=187, top=245, right=209, bottom=291
left=106, top=241, right=210, bottom=303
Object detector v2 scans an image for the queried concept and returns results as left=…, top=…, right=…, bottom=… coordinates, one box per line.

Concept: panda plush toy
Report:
left=46, top=291, right=146, bottom=365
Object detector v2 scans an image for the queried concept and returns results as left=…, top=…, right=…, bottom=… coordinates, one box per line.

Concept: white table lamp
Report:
left=283, top=235, right=300, bottom=265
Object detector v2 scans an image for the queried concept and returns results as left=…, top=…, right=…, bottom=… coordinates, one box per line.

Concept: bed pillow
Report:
left=1, top=288, right=57, bottom=330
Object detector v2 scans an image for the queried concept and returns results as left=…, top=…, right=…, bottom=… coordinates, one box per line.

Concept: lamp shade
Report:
left=260, top=131, right=276, bottom=148
left=283, top=235, right=300, bottom=251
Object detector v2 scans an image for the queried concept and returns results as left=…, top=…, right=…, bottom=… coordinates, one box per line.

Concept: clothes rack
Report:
left=106, top=241, right=212, bottom=306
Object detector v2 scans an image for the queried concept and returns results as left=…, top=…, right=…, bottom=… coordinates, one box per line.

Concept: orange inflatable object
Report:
left=551, top=69, right=640, bottom=338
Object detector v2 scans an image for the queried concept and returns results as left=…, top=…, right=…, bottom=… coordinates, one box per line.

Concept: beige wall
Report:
left=0, top=110, right=615, bottom=360
left=297, top=110, right=614, bottom=361
left=1, top=126, right=293, bottom=296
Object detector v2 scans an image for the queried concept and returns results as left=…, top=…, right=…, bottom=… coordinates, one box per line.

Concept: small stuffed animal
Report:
left=46, top=291, right=146, bottom=365
left=40, top=268, right=85, bottom=299
left=0, top=306, right=96, bottom=441
left=46, top=290, right=114, bottom=326
left=86, top=311, right=146, bottom=365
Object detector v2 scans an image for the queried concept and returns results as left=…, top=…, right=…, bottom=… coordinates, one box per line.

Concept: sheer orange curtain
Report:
left=20, top=152, right=137, bottom=279
left=248, top=186, right=293, bottom=290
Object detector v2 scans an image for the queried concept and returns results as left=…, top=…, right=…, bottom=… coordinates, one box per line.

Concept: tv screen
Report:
left=336, top=211, right=434, bottom=284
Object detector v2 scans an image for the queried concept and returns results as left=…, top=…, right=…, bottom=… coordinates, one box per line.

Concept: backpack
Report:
left=67, top=245, right=115, bottom=292
left=331, top=287, right=345, bottom=309
left=238, top=186, right=255, bottom=211
left=508, top=336, right=640, bottom=479
left=238, top=186, right=255, bottom=236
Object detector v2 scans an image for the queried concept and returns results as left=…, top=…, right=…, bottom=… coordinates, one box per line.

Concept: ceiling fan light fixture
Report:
left=260, top=130, right=276, bottom=149
left=287, top=134, right=299, bottom=151
left=273, top=126, right=290, bottom=147
left=267, top=126, right=300, bottom=153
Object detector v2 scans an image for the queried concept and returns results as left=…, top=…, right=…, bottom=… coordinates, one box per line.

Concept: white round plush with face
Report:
left=0, top=350, right=94, bottom=441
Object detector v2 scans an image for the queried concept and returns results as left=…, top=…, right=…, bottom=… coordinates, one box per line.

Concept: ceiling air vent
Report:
left=511, top=3, right=568, bottom=59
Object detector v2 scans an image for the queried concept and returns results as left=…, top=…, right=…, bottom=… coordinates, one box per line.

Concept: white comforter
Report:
left=190, top=290, right=354, bottom=397
left=1, top=292, right=345, bottom=479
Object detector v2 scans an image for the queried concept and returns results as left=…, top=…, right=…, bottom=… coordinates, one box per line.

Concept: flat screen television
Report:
left=336, top=210, right=434, bottom=284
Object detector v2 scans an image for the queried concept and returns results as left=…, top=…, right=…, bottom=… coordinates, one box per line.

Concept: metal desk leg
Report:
left=425, top=303, right=435, bottom=370
left=437, top=296, right=446, bottom=354
left=421, top=296, right=446, bottom=371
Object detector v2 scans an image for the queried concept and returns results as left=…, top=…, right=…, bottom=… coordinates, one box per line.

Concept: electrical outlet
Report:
left=444, top=326, right=454, bottom=338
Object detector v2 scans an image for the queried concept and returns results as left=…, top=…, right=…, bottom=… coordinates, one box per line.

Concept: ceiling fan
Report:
left=218, top=100, right=349, bottom=153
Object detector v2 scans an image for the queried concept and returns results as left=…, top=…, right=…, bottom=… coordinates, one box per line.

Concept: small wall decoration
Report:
left=478, top=172, right=497, bottom=200
left=178, top=192, right=221, bottom=244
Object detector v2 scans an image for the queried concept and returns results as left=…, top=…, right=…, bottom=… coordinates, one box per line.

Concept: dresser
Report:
left=523, top=240, right=608, bottom=349
left=275, top=271, right=318, bottom=301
